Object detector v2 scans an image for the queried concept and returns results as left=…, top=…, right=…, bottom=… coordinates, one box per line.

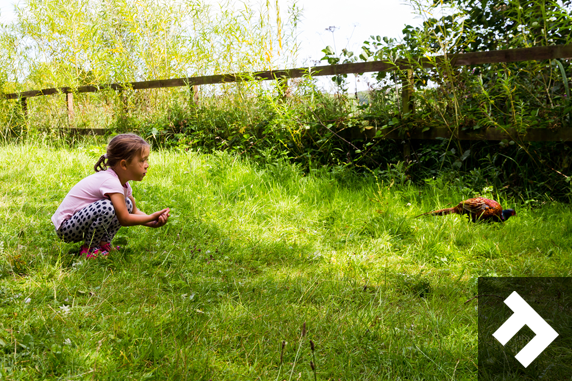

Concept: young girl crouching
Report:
left=51, top=133, right=170, bottom=258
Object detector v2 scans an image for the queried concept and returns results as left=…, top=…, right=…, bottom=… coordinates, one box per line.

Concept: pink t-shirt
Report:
left=51, top=168, right=133, bottom=230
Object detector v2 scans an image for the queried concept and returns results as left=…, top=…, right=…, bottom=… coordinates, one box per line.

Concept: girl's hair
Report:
left=94, top=133, right=150, bottom=172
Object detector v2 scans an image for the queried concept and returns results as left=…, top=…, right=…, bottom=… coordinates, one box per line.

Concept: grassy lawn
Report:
left=1, top=143, right=572, bottom=380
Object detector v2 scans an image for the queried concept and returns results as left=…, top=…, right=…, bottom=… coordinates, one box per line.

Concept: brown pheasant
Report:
left=416, top=197, right=516, bottom=222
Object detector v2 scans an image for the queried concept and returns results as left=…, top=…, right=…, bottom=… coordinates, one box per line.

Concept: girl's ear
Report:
left=120, top=159, right=128, bottom=170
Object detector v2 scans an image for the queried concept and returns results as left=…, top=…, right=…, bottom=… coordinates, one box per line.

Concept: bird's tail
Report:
left=414, top=208, right=456, bottom=218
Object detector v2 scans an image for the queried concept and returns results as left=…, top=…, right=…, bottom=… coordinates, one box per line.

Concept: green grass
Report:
left=1, top=143, right=572, bottom=380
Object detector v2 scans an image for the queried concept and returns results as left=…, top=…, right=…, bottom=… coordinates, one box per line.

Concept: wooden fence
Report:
left=3, top=44, right=572, bottom=141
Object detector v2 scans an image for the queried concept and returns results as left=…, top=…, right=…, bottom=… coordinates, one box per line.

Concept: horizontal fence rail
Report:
left=66, top=126, right=572, bottom=142
left=366, top=127, right=572, bottom=142
left=3, top=44, right=572, bottom=100
left=67, top=125, right=572, bottom=142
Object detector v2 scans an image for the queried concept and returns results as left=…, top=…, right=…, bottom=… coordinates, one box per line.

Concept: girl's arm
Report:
left=128, top=195, right=170, bottom=228
left=108, top=193, right=169, bottom=227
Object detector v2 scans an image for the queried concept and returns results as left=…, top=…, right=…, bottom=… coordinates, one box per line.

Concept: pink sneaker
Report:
left=87, top=247, right=100, bottom=259
left=89, top=246, right=108, bottom=258
left=79, top=245, right=100, bottom=259
left=79, top=245, right=90, bottom=257
left=100, top=242, right=119, bottom=254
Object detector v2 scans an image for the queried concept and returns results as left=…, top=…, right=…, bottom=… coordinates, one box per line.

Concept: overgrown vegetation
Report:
left=2, top=144, right=572, bottom=379
left=1, top=0, right=571, bottom=202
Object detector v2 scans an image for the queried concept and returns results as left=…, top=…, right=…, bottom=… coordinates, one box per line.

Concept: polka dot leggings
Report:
left=56, top=198, right=133, bottom=245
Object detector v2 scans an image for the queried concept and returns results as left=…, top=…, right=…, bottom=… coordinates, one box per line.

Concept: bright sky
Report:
left=0, top=0, right=425, bottom=91
left=293, top=1, right=422, bottom=63
left=294, top=0, right=423, bottom=91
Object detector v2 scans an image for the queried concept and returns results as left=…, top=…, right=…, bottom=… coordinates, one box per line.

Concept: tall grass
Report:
left=2, top=0, right=299, bottom=86
left=1, top=143, right=572, bottom=379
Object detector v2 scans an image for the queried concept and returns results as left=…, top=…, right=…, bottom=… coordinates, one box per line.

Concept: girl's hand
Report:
left=146, top=208, right=170, bottom=228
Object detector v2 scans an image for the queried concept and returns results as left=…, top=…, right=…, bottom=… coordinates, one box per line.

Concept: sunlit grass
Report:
left=1, top=143, right=571, bottom=379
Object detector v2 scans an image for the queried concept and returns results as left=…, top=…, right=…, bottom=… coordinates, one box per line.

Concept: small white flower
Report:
left=60, top=305, right=71, bottom=315
left=64, top=338, right=72, bottom=346
left=24, top=298, right=31, bottom=303
left=406, top=203, right=411, bottom=206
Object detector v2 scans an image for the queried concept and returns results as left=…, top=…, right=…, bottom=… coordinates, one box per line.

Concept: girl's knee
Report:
left=98, top=199, right=116, bottom=216
left=99, top=198, right=132, bottom=215
left=126, top=197, right=133, bottom=214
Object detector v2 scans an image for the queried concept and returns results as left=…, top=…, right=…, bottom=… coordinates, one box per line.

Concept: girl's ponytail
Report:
left=94, top=154, right=108, bottom=172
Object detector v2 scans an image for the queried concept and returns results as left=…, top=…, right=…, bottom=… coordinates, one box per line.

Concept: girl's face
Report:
left=125, top=146, right=150, bottom=181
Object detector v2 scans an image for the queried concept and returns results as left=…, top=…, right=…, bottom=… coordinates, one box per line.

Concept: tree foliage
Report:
left=431, top=0, right=572, bottom=52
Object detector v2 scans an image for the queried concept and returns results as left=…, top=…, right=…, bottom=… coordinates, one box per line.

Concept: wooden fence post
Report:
left=401, top=69, right=415, bottom=116
left=123, top=90, right=129, bottom=114
left=20, top=97, right=28, bottom=118
left=117, top=89, right=128, bottom=116
left=403, top=140, right=411, bottom=161
left=66, top=92, right=74, bottom=127
left=190, top=85, right=199, bottom=105
left=400, top=69, right=414, bottom=161
left=276, top=77, right=291, bottom=100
